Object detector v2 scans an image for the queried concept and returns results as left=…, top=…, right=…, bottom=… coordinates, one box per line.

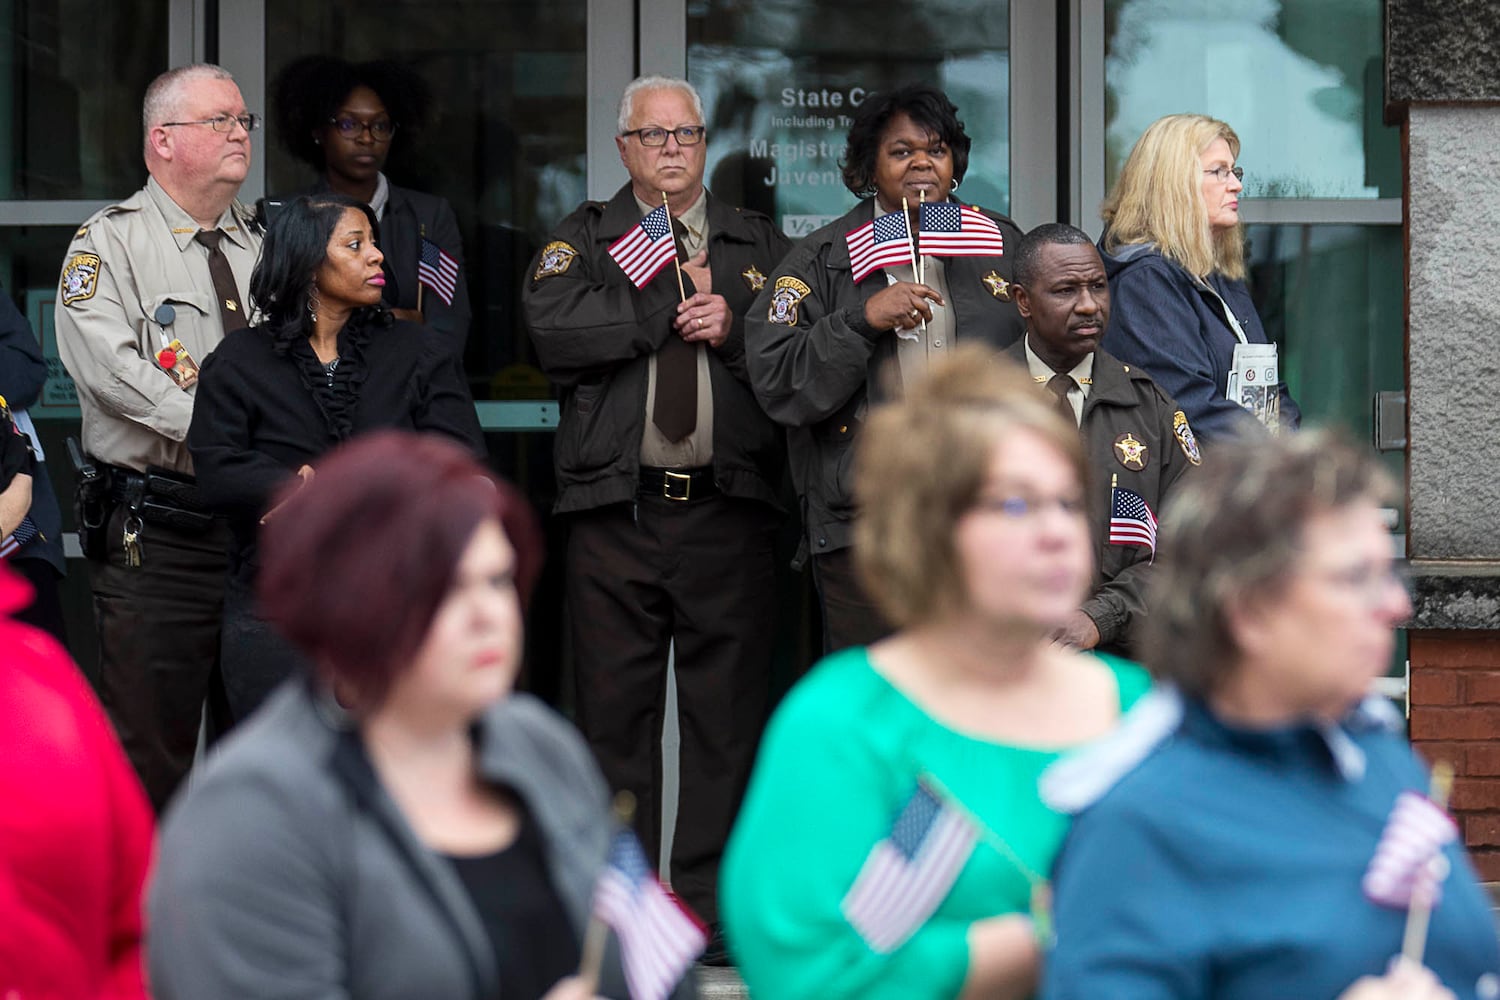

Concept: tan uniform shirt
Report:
left=1024, top=334, right=1094, bottom=427
left=56, top=177, right=261, bottom=475
left=636, top=190, right=714, bottom=468
left=887, top=257, right=956, bottom=391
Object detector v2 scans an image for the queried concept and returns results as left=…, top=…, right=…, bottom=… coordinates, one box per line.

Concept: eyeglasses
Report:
left=161, top=113, right=261, bottom=134
left=621, top=125, right=706, bottom=147
left=970, top=493, right=1086, bottom=520
left=1203, top=165, right=1245, bottom=183
left=1303, top=560, right=1412, bottom=606
left=329, top=116, right=398, bottom=141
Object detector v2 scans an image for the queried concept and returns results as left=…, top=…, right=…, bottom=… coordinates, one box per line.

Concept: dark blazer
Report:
left=149, top=680, right=694, bottom=999
left=378, top=183, right=472, bottom=355
left=188, top=316, right=483, bottom=578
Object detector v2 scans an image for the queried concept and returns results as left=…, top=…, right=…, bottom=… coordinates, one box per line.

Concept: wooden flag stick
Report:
left=1401, top=761, right=1455, bottom=965
left=416, top=224, right=426, bottom=314
left=902, top=196, right=927, bottom=338
left=664, top=191, right=688, bottom=303
left=577, top=791, right=639, bottom=993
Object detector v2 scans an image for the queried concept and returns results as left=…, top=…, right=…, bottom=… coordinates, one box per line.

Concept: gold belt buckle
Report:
left=663, top=470, right=692, bottom=501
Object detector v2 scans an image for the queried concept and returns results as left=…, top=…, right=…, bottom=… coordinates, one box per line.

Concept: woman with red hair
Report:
left=149, top=431, right=686, bottom=1000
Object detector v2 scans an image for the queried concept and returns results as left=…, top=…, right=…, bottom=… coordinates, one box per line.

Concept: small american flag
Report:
left=917, top=203, right=1006, bottom=258
left=1108, top=485, right=1158, bottom=556
left=417, top=237, right=460, bottom=306
left=592, top=828, right=706, bottom=1000
left=846, top=209, right=914, bottom=283
left=608, top=204, right=679, bottom=289
left=0, top=514, right=40, bottom=559
left=1363, top=790, right=1458, bottom=908
left=841, top=779, right=978, bottom=953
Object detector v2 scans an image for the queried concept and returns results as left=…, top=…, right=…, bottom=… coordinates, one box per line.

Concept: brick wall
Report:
left=1409, top=631, right=1500, bottom=881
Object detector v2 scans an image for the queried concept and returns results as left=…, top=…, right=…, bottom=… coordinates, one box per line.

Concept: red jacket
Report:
left=0, top=566, right=153, bottom=998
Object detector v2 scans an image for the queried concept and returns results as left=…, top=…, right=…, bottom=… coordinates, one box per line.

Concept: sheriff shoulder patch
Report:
left=534, top=241, right=578, bottom=280
left=767, top=276, right=812, bottom=326
left=1173, top=410, right=1202, bottom=466
left=62, top=253, right=102, bottom=306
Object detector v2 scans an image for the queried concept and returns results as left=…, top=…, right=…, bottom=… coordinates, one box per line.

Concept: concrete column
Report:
left=1387, top=0, right=1500, bottom=879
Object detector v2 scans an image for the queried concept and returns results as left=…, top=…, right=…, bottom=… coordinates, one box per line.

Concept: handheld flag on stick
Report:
left=1360, top=763, right=1457, bottom=964
left=841, top=778, right=979, bottom=954
left=417, top=230, right=459, bottom=307
left=917, top=202, right=1007, bottom=258
left=580, top=792, right=706, bottom=1000
left=846, top=209, right=915, bottom=284
left=608, top=202, right=680, bottom=290
left=1108, top=477, right=1158, bottom=558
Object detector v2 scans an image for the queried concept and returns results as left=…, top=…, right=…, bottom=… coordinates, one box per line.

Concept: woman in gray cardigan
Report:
left=148, top=432, right=695, bottom=999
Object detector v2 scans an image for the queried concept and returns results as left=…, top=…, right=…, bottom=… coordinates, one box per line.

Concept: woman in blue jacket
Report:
left=1098, top=113, right=1299, bottom=442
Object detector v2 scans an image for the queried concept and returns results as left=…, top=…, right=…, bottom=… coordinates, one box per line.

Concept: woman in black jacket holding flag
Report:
left=745, top=83, right=1026, bottom=654
left=270, top=55, right=471, bottom=355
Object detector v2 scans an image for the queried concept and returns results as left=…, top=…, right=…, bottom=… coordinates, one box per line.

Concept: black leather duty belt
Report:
left=638, top=465, right=718, bottom=502
left=100, top=462, right=216, bottom=533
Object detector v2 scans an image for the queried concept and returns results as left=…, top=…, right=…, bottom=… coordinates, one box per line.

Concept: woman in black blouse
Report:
left=189, top=193, right=483, bottom=723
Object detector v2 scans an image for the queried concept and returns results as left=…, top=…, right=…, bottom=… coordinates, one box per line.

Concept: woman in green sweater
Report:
left=721, top=345, right=1151, bottom=999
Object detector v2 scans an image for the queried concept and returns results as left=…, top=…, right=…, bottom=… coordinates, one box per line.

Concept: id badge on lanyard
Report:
left=1200, top=279, right=1282, bottom=433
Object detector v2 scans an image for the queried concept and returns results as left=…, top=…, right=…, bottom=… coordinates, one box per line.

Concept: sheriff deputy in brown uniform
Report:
left=55, top=63, right=263, bottom=811
left=522, top=75, right=790, bottom=954
left=1006, top=223, right=1199, bottom=656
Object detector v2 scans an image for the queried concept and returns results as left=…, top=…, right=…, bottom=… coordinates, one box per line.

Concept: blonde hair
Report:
left=1101, top=113, right=1245, bottom=281
left=853, top=346, right=1086, bottom=628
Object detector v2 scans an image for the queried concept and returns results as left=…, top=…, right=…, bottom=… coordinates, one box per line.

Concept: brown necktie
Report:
left=195, top=229, right=247, bottom=334
left=652, top=218, right=698, bottom=442
left=1047, top=373, right=1078, bottom=428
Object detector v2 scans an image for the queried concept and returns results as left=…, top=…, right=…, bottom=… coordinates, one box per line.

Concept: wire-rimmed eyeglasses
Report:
left=160, top=113, right=261, bottom=134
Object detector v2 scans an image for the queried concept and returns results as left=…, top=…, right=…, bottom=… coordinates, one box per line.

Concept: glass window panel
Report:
left=263, top=0, right=588, bottom=401
left=1244, top=222, right=1403, bottom=476
left=688, top=0, right=1011, bottom=237
left=2, top=1, right=169, bottom=199
left=1103, top=0, right=1399, bottom=199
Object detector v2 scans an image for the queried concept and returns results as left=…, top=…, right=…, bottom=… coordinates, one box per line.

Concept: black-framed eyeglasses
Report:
left=329, top=116, right=398, bottom=141
left=160, top=113, right=261, bottom=134
left=621, top=125, right=706, bottom=147
left=1203, top=165, right=1244, bottom=183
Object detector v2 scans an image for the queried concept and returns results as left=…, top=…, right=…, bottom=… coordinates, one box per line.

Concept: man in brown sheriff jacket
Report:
left=522, top=75, right=790, bottom=952
left=1006, top=223, right=1199, bottom=656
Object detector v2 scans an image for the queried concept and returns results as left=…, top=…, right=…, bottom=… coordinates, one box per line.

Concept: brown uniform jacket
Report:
left=1006, top=339, right=1198, bottom=654
left=523, top=185, right=790, bottom=515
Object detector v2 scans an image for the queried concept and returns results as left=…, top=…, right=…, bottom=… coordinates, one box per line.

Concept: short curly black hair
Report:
left=270, top=55, right=432, bottom=171
left=840, top=84, right=972, bottom=199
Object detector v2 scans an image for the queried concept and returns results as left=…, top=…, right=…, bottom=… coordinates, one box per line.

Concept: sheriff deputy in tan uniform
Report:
left=56, top=63, right=262, bottom=812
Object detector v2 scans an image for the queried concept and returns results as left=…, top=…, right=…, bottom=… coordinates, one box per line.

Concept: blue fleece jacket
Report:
left=1098, top=241, right=1300, bottom=442
left=1042, top=695, right=1500, bottom=1000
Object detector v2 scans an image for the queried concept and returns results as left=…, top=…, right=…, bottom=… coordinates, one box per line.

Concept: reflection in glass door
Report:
left=687, top=0, right=1012, bottom=238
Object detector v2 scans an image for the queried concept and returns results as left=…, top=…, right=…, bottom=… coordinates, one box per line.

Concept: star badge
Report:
left=982, top=271, right=1011, bottom=301
left=1113, top=432, right=1148, bottom=471
left=743, top=265, right=767, bottom=293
